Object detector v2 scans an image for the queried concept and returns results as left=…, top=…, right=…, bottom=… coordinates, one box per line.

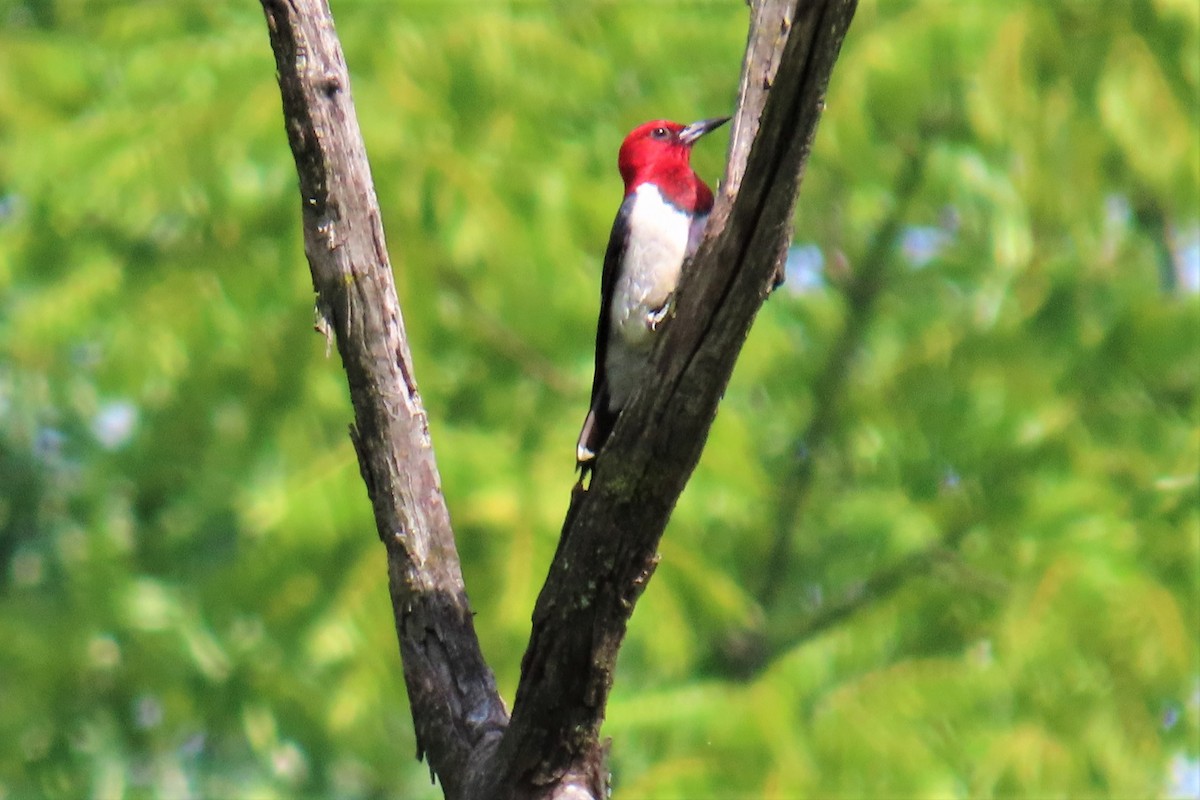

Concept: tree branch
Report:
left=710, top=505, right=988, bottom=681
left=769, top=520, right=996, bottom=653
left=758, top=146, right=928, bottom=609
left=259, top=2, right=507, bottom=797
left=262, top=0, right=856, bottom=797
left=487, top=1, right=857, bottom=796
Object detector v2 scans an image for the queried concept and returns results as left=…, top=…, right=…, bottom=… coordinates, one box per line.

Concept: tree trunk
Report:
left=259, top=0, right=856, bottom=796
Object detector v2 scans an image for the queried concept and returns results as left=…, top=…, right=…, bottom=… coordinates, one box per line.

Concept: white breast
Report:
left=606, top=183, right=705, bottom=410
left=610, top=184, right=694, bottom=348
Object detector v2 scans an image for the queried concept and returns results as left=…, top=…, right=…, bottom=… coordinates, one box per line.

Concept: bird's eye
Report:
left=651, top=126, right=670, bottom=140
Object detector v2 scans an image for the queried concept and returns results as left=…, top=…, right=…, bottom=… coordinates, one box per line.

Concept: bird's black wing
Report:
left=577, top=193, right=634, bottom=471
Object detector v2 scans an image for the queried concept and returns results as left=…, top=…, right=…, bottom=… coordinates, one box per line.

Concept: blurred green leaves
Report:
left=1, top=0, right=1197, bottom=798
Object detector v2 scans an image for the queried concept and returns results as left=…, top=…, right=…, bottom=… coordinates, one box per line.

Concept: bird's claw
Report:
left=646, top=298, right=673, bottom=331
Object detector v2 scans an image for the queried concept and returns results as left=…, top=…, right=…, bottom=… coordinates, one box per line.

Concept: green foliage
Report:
left=1, top=0, right=1196, bottom=797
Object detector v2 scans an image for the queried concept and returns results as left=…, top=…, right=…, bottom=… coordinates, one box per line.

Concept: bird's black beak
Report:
left=679, top=116, right=731, bottom=145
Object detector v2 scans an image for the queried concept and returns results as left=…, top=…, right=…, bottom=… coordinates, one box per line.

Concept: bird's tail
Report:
left=576, top=394, right=617, bottom=480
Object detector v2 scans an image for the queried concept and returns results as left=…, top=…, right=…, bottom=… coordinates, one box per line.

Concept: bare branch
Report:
left=487, top=1, right=858, bottom=796
left=262, top=0, right=857, bottom=796
left=259, top=1, right=506, bottom=796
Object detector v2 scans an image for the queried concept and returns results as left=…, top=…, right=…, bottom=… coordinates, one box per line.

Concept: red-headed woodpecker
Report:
left=576, top=116, right=730, bottom=476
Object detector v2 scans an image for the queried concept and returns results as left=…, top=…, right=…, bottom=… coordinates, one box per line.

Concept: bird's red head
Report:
left=617, top=117, right=730, bottom=212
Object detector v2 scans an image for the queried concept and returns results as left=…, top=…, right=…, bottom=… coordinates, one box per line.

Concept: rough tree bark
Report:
left=259, top=1, right=856, bottom=798
left=258, top=7, right=507, bottom=798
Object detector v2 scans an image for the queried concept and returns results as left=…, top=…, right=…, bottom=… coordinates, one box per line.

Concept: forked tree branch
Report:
left=260, top=0, right=855, bottom=798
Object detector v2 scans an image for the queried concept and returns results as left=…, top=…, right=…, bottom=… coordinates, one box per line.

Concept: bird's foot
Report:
left=646, top=297, right=673, bottom=331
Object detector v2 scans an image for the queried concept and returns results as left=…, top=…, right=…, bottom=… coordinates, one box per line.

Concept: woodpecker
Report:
left=576, top=116, right=730, bottom=477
